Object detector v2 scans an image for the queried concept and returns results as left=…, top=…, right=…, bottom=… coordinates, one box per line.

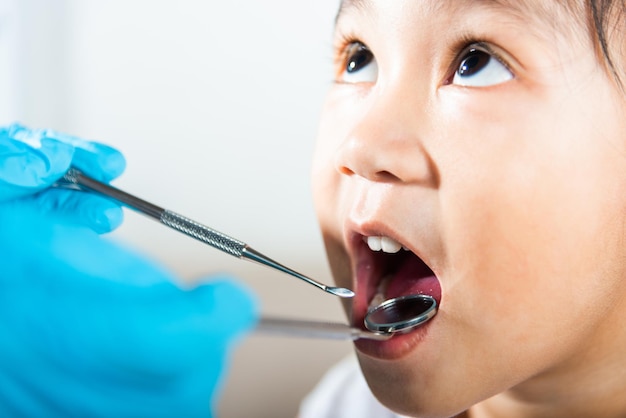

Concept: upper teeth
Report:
left=365, top=236, right=407, bottom=253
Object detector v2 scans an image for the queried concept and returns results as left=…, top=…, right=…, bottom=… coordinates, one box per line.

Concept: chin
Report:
left=355, top=350, right=474, bottom=418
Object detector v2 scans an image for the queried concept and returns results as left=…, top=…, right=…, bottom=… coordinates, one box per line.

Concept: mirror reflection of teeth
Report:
left=363, top=236, right=410, bottom=253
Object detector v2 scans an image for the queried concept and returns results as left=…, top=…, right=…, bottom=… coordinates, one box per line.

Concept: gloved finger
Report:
left=0, top=200, right=171, bottom=289
left=170, top=278, right=258, bottom=412
left=0, top=135, right=73, bottom=201
left=98, top=278, right=258, bottom=415
left=105, top=277, right=258, bottom=374
left=43, top=129, right=126, bottom=182
left=30, top=188, right=124, bottom=233
left=1, top=123, right=126, bottom=186
left=187, top=277, right=259, bottom=338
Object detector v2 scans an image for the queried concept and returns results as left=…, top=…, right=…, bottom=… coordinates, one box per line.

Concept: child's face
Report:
left=312, top=0, right=626, bottom=416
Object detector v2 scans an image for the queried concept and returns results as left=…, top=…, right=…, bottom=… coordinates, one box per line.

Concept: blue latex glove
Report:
left=0, top=202, right=258, bottom=417
left=0, top=123, right=126, bottom=233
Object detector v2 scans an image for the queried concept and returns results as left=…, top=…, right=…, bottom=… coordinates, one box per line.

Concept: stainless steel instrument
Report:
left=57, top=167, right=354, bottom=299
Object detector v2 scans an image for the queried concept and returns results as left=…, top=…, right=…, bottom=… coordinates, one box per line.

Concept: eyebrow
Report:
left=335, top=0, right=370, bottom=23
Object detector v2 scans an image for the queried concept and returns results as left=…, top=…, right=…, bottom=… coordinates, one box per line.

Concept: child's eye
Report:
left=338, top=42, right=378, bottom=84
left=451, top=44, right=513, bottom=87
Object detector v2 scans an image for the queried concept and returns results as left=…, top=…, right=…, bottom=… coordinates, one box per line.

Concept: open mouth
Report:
left=351, top=233, right=442, bottom=329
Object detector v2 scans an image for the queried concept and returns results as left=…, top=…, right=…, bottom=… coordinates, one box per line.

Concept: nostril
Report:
left=373, top=170, right=401, bottom=182
left=337, top=165, right=400, bottom=182
left=338, top=165, right=355, bottom=176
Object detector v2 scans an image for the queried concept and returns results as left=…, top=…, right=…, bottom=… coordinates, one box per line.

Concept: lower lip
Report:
left=354, top=317, right=434, bottom=359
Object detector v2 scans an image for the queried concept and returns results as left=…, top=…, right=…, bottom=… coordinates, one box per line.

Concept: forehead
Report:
left=336, top=0, right=584, bottom=29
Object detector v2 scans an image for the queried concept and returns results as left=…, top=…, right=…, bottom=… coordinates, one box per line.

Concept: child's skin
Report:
left=311, top=1, right=626, bottom=417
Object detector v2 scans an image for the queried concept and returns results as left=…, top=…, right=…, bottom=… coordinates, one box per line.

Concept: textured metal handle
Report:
left=160, top=210, right=245, bottom=257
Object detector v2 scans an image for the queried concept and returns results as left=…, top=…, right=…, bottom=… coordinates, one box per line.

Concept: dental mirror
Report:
left=255, top=294, right=436, bottom=341
left=364, top=294, right=438, bottom=334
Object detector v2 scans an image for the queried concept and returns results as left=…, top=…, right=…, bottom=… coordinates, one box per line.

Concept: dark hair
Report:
left=590, top=0, right=625, bottom=85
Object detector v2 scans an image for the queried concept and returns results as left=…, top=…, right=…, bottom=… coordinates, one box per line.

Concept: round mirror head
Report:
left=364, top=294, right=438, bottom=334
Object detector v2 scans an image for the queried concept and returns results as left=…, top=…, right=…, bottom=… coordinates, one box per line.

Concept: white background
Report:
left=1, top=0, right=352, bottom=416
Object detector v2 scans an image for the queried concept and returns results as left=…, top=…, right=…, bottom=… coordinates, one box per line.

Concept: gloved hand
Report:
left=0, top=202, right=258, bottom=417
left=0, top=123, right=126, bottom=233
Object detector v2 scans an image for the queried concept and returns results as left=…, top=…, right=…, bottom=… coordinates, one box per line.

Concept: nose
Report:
left=334, top=88, right=438, bottom=187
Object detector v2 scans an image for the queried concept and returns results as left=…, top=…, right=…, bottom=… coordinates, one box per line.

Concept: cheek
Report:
left=440, top=90, right=626, bottom=348
left=429, top=82, right=626, bottom=386
left=311, top=95, right=355, bottom=225
left=311, top=99, right=354, bottom=289
left=311, top=122, right=337, bottom=232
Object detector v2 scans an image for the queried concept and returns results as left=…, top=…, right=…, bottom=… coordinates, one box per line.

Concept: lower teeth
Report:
left=367, top=274, right=392, bottom=312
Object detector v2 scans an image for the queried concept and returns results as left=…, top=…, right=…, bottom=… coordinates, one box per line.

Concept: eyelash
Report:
left=445, top=38, right=512, bottom=83
left=332, top=33, right=365, bottom=79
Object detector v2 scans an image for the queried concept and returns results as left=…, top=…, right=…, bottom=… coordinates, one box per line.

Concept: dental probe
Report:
left=58, top=168, right=354, bottom=299
left=257, top=317, right=392, bottom=341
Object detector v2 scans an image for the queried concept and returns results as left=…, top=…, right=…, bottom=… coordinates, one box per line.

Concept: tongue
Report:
left=385, top=254, right=441, bottom=303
